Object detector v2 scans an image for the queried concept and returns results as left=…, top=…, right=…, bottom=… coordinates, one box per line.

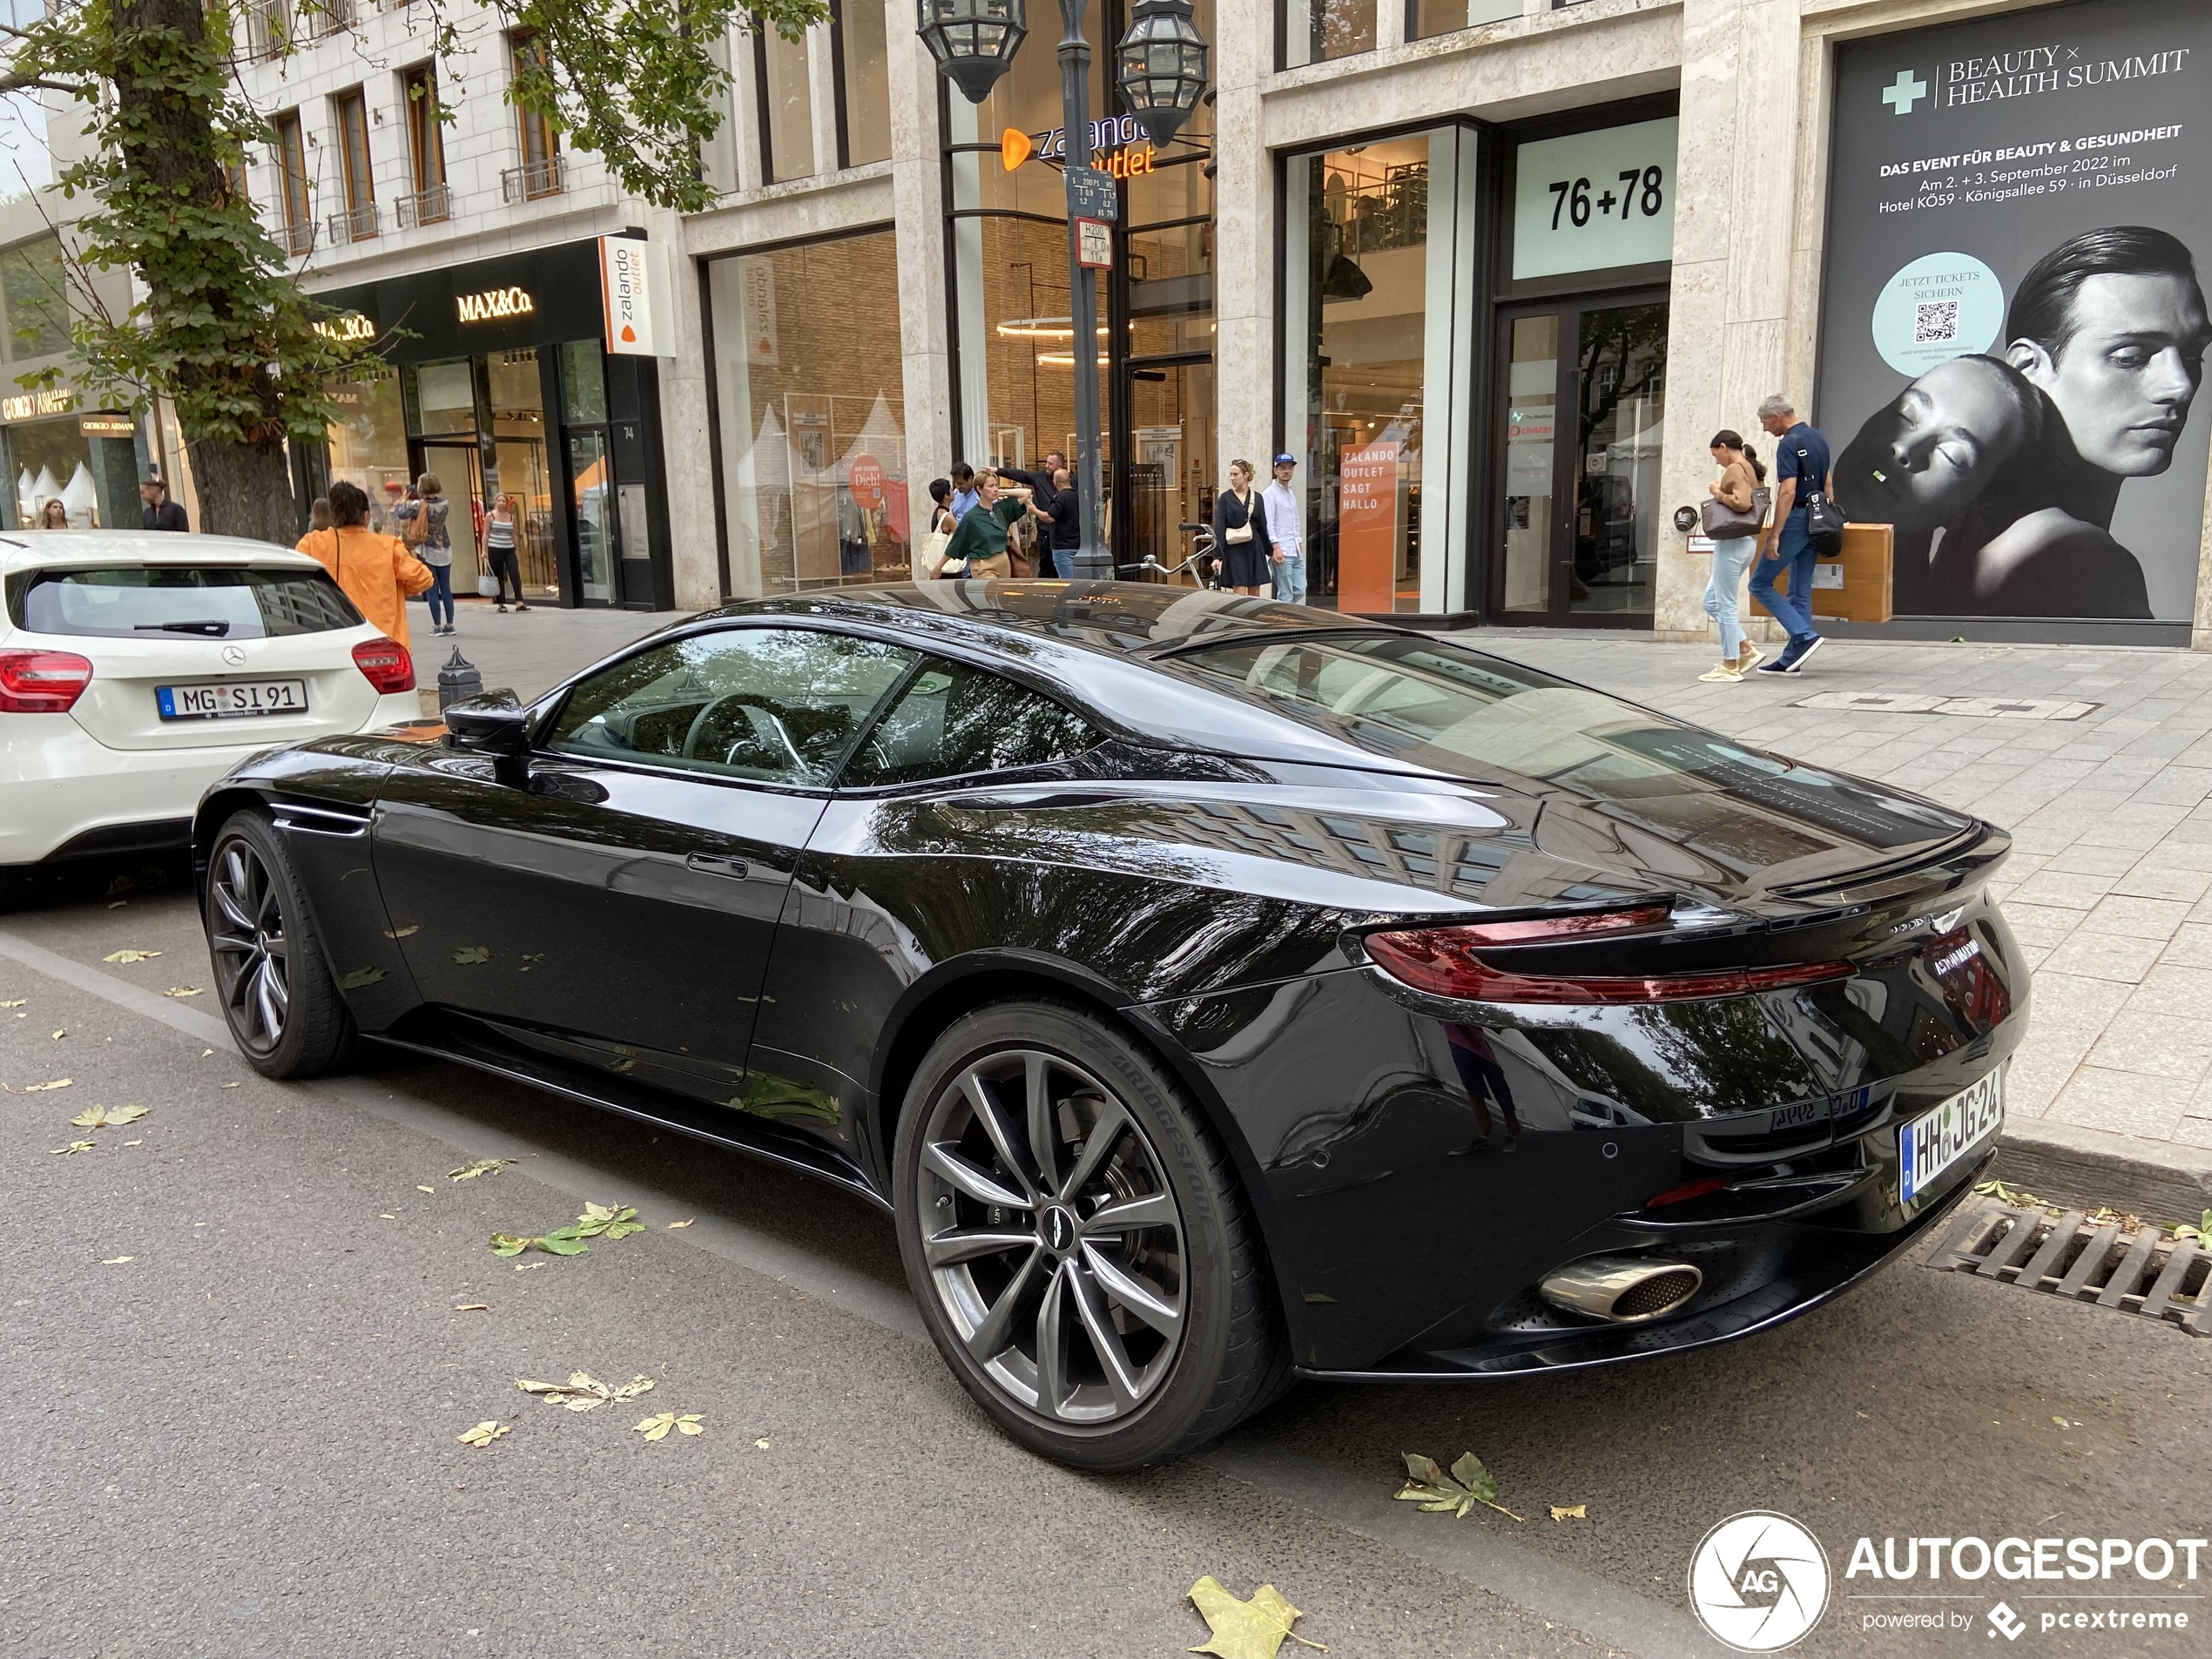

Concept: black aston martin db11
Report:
left=194, top=583, right=2024, bottom=1469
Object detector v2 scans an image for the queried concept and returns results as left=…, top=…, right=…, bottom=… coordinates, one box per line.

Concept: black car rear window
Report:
left=16, top=566, right=364, bottom=639
left=1163, top=634, right=1785, bottom=790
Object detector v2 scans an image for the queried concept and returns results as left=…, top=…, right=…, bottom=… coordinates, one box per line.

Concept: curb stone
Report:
left=1993, top=1121, right=2212, bottom=1224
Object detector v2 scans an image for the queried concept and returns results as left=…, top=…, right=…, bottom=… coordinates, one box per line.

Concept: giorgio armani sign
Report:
left=1818, top=0, right=2212, bottom=628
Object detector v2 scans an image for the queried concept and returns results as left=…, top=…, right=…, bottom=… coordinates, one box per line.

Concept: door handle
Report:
left=685, top=852, right=750, bottom=880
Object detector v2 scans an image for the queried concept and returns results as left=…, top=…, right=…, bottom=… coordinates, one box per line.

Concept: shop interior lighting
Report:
left=995, top=318, right=1109, bottom=340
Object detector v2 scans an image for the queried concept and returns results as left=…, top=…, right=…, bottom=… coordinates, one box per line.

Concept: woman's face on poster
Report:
left=1842, top=356, right=2035, bottom=526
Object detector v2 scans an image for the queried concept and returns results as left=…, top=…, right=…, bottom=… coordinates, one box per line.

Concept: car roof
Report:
left=702, top=580, right=1410, bottom=659
left=0, top=531, right=317, bottom=574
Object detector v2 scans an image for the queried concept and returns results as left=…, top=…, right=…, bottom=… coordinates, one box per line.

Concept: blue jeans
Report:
left=1038, top=544, right=1071, bottom=578
left=1749, top=511, right=1817, bottom=644
left=425, top=562, right=454, bottom=627
left=1271, top=552, right=1305, bottom=604
left=1703, top=536, right=1757, bottom=658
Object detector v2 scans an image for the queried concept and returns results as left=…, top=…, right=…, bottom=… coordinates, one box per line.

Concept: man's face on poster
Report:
left=2010, top=271, right=2212, bottom=477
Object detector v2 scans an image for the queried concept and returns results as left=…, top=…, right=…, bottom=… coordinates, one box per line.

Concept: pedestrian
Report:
left=1261, top=453, right=1305, bottom=604
left=1697, top=430, right=1769, bottom=682
left=949, top=462, right=981, bottom=522
left=296, top=480, right=435, bottom=652
left=307, top=496, right=333, bottom=536
left=414, top=471, right=456, bottom=637
left=998, top=452, right=1069, bottom=577
left=39, top=498, right=69, bottom=529
left=138, top=473, right=188, bottom=531
left=1212, top=460, right=1272, bottom=596
left=1747, top=395, right=1834, bottom=674
left=915, top=478, right=958, bottom=577
left=940, top=469, right=1042, bottom=580
left=485, top=495, right=529, bottom=611
left=1048, top=467, right=1080, bottom=576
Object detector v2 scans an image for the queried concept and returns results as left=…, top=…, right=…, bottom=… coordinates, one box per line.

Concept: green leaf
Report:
left=535, top=1231, right=590, bottom=1257
left=339, top=967, right=386, bottom=989
left=1393, top=1450, right=1523, bottom=1522
left=489, top=1232, right=530, bottom=1258
left=452, top=947, right=492, bottom=965
left=448, top=1157, right=516, bottom=1182
left=1186, top=1576, right=1324, bottom=1657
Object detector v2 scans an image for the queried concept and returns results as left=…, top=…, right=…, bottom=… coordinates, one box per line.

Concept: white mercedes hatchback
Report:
left=2, top=532, right=421, bottom=876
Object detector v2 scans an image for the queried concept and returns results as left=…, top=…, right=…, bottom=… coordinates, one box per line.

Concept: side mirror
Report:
left=444, top=690, right=530, bottom=757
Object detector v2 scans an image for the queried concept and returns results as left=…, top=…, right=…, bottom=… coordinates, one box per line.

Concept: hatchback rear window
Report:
left=14, top=566, right=364, bottom=639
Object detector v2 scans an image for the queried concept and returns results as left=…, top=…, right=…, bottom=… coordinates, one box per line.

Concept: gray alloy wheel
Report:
left=208, top=834, right=291, bottom=1055
left=894, top=1000, right=1288, bottom=1470
left=204, top=812, right=359, bottom=1079
left=915, top=1047, right=1189, bottom=1425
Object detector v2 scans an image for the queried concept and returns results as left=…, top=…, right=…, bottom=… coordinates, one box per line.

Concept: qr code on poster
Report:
left=1914, top=300, right=1959, bottom=344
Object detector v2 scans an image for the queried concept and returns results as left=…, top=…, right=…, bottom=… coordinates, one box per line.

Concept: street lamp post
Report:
left=919, top=0, right=1207, bottom=582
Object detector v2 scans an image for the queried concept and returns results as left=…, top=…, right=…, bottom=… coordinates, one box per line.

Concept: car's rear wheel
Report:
left=893, top=999, right=1286, bottom=1470
left=206, top=811, right=358, bottom=1078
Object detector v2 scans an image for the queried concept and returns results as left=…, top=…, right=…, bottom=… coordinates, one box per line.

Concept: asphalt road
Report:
left=3, top=863, right=2209, bottom=1659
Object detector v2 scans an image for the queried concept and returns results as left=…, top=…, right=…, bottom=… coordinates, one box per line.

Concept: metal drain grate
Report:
left=1932, top=1200, right=2210, bottom=1335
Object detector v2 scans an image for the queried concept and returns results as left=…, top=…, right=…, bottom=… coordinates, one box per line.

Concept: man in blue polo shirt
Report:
left=1747, top=394, right=1833, bottom=675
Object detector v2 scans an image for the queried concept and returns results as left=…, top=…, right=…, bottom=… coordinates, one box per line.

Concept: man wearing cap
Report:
left=1261, top=454, right=1305, bottom=604
left=138, top=473, right=188, bottom=532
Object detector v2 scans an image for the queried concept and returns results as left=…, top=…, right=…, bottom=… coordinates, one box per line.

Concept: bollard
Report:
left=437, top=648, right=483, bottom=711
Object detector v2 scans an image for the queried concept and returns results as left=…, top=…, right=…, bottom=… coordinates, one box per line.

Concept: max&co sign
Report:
left=455, top=286, right=536, bottom=324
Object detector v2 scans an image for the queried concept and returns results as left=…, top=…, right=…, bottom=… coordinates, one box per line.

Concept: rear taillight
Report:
left=353, top=637, right=415, bottom=693
left=1364, top=908, right=1851, bottom=1005
left=0, top=647, right=94, bottom=712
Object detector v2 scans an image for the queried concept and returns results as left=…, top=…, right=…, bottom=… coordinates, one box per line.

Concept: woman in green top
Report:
left=941, top=471, right=1042, bottom=579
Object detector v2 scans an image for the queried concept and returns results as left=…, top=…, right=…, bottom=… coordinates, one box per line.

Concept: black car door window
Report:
left=840, top=657, right=1100, bottom=788
left=547, top=627, right=918, bottom=786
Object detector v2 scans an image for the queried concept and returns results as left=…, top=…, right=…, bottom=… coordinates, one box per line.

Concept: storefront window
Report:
left=325, top=365, right=411, bottom=531
left=413, top=360, right=476, bottom=435
left=488, top=349, right=556, bottom=593
left=9, top=413, right=136, bottom=529
left=1284, top=126, right=1477, bottom=613
left=1282, top=0, right=1373, bottom=68
left=1408, top=0, right=1521, bottom=42
left=708, top=227, right=909, bottom=598
left=562, top=340, right=608, bottom=423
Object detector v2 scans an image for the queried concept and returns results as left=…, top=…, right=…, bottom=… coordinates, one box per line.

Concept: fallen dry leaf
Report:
left=51, top=1141, right=98, bottom=1156
left=1549, top=1505, right=1588, bottom=1522
left=1394, top=1452, right=1523, bottom=1522
left=386, top=925, right=420, bottom=938
left=102, top=949, right=161, bottom=964
left=453, top=1303, right=490, bottom=1312
left=380, top=1213, right=396, bottom=1220
left=512, top=1261, right=544, bottom=1272
left=633, top=1411, right=704, bottom=1442
left=122, top=1139, right=141, bottom=1146
left=0, top=999, right=24, bottom=1008
left=219, top=1082, right=239, bottom=1089
left=51, top=1029, right=65, bottom=1039
left=338, top=968, right=386, bottom=990
left=452, top=946, right=492, bottom=965
left=101, top=1255, right=133, bottom=1264
left=23, top=1078, right=72, bottom=1091
left=71, top=1103, right=147, bottom=1130
left=162, top=987, right=203, bottom=998
left=456, top=1421, right=509, bottom=1448
left=516, top=1372, right=655, bottom=1412
left=666, top=1217, right=695, bottom=1229
left=1187, top=1577, right=1325, bottom=1657
left=416, top=1184, right=435, bottom=1194
left=754, top=1437, right=771, bottom=1449
left=448, top=1158, right=516, bottom=1182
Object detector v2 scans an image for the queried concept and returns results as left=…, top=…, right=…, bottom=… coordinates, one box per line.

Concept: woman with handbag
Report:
left=914, top=479, right=957, bottom=579
left=1212, top=460, right=1271, bottom=596
left=1698, top=431, right=1770, bottom=682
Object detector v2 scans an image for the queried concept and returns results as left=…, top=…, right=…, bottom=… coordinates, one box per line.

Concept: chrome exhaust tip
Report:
left=1538, top=1255, right=1703, bottom=1324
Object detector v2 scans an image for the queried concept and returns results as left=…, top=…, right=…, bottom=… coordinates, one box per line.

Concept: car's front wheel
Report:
left=893, top=999, right=1286, bottom=1470
left=206, top=811, right=358, bottom=1078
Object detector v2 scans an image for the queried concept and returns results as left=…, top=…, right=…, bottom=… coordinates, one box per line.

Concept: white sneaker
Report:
left=1737, top=644, right=1765, bottom=671
left=1698, top=662, right=1743, bottom=683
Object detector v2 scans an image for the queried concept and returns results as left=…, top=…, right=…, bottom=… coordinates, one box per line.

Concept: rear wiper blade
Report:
left=134, top=619, right=231, bottom=636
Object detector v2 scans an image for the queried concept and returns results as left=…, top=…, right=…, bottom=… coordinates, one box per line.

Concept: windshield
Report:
left=17, top=566, right=364, bottom=639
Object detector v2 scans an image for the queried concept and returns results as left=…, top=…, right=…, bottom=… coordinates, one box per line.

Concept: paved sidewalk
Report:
left=406, top=595, right=694, bottom=710
left=1477, top=628, right=2212, bottom=1222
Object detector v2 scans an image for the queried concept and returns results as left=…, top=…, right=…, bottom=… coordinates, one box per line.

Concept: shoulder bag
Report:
left=1700, top=485, right=1769, bottom=541
left=1794, top=442, right=1846, bottom=554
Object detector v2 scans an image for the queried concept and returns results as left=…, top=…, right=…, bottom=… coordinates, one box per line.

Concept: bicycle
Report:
left=1119, top=523, right=1223, bottom=588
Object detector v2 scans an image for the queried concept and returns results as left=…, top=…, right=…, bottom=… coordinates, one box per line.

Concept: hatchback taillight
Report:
left=1364, top=907, right=1851, bottom=1005
left=353, top=637, right=415, bottom=693
left=0, top=647, right=94, bottom=712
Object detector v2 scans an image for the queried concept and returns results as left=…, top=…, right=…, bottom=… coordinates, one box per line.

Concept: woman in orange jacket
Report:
left=297, top=480, right=435, bottom=652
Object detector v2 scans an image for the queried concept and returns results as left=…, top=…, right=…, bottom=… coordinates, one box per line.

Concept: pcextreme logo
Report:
left=1689, top=1512, right=1831, bottom=1652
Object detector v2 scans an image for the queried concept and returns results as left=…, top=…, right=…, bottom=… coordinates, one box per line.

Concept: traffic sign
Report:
left=1063, top=165, right=1117, bottom=223
left=1076, top=219, right=1112, bottom=270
